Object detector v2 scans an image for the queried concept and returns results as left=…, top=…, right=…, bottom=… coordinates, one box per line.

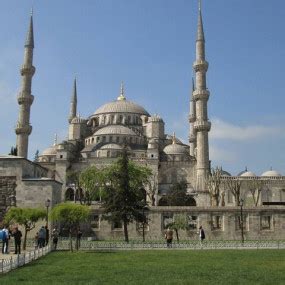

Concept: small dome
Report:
left=221, top=170, right=231, bottom=176
left=42, top=145, right=57, bottom=156
left=240, top=171, right=256, bottom=177
left=94, top=125, right=137, bottom=136
left=163, top=143, right=188, bottom=155
left=261, top=170, right=281, bottom=177
left=94, top=99, right=149, bottom=116
left=100, top=144, right=123, bottom=150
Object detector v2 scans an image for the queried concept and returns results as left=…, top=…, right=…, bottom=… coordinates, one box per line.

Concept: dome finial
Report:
left=117, top=81, right=126, bottom=101
left=172, top=132, right=176, bottom=144
left=54, top=133, right=57, bottom=146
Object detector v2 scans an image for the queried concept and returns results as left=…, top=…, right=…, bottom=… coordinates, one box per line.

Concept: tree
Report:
left=34, top=150, right=39, bottom=162
left=165, top=181, right=195, bottom=206
left=50, top=203, right=90, bottom=251
left=246, top=180, right=265, bottom=207
left=100, top=147, right=152, bottom=242
left=79, top=166, right=104, bottom=205
left=147, top=173, right=158, bottom=206
left=225, top=179, right=242, bottom=206
left=207, top=167, right=223, bottom=206
left=9, top=146, right=18, bottom=156
left=4, top=207, right=46, bottom=250
left=167, top=214, right=188, bottom=243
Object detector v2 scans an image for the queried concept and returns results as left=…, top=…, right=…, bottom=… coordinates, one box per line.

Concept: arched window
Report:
left=65, top=188, right=75, bottom=201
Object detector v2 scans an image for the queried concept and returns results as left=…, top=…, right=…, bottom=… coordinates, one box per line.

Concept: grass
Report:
left=1, top=250, right=285, bottom=285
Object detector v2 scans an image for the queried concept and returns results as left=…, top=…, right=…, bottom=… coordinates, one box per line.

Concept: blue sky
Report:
left=0, top=0, right=285, bottom=175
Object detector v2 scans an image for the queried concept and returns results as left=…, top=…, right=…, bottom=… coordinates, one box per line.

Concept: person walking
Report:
left=38, top=226, right=46, bottom=248
left=13, top=227, right=22, bottom=254
left=198, top=226, right=206, bottom=246
left=165, top=227, right=174, bottom=248
left=51, top=227, right=59, bottom=250
left=2, top=226, right=9, bottom=254
left=45, top=225, right=49, bottom=246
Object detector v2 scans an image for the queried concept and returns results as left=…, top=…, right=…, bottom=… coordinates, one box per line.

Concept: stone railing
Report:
left=55, top=238, right=285, bottom=251
left=0, top=245, right=51, bottom=274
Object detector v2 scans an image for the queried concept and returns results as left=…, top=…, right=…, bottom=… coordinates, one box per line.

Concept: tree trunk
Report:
left=69, top=228, right=73, bottom=252
left=123, top=219, right=129, bottom=243
left=175, top=229, right=179, bottom=243
left=23, top=228, right=28, bottom=250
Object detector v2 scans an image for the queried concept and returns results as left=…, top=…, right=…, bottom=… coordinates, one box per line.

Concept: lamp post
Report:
left=240, top=198, right=244, bottom=244
left=45, top=199, right=51, bottom=225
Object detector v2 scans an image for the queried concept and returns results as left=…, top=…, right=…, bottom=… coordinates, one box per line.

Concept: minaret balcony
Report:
left=193, top=60, right=208, bottom=72
left=17, top=93, right=34, bottom=105
left=193, top=89, right=210, bottom=101
left=189, top=114, right=196, bottom=123
left=15, top=123, right=32, bottom=135
left=20, top=64, right=35, bottom=76
left=194, top=120, right=211, bottom=132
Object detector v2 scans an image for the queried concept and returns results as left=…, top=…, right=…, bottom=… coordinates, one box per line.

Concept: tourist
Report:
left=13, top=227, right=22, bottom=254
left=38, top=226, right=46, bottom=248
left=198, top=226, right=205, bottom=245
left=165, top=227, right=174, bottom=248
left=1, top=226, right=9, bottom=254
left=45, top=225, right=49, bottom=246
left=52, top=227, right=59, bottom=250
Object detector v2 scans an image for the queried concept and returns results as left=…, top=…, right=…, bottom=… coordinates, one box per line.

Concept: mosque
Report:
left=0, top=3, right=284, bottom=240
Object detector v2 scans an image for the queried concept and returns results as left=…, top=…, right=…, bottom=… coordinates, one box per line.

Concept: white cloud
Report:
left=210, top=118, right=284, bottom=141
left=209, top=145, right=237, bottom=163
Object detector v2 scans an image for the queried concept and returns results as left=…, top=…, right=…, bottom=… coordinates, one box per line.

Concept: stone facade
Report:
left=0, top=4, right=284, bottom=240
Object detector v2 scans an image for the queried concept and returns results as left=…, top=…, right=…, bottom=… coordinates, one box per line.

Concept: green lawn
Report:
left=1, top=250, right=285, bottom=285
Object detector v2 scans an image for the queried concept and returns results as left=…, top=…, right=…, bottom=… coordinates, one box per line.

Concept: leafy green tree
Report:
left=4, top=207, right=46, bottom=250
left=101, top=147, right=152, bottom=242
left=34, top=150, right=39, bottom=162
left=165, top=181, right=195, bottom=206
left=50, top=203, right=90, bottom=251
left=9, top=146, right=18, bottom=156
left=167, top=214, right=189, bottom=243
left=79, top=166, right=104, bottom=205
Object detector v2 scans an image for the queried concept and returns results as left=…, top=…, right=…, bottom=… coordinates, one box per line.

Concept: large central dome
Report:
left=93, top=83, right=149, bottom=116
left=94, top=99, right=149, bottom=116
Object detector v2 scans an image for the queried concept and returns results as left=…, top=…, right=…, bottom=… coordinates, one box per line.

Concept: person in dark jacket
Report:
left=13, top=227, right=22, bottom=254
left=198, top=226, right=205, bottom=246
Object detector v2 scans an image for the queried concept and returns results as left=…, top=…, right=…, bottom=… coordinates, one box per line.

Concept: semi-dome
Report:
left=100, top=144, right=123, bottom=150
left=42, top=145, right=57, bottom=156
left=163, top=143, right=188, bottom=155
left=240, top=171, right=256, bottom=177
left=261, top=170, right=281, bottom=177
left=94, top=98, right=149, bottom=116
left=221, top=170, right=231, bottom=176
left=94, top=125, right=137, bottom=136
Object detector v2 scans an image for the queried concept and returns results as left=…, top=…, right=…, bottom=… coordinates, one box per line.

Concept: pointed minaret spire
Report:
left=68, top=78, right=77, bottom=123
left=117, top=81, right=126, bottom=101
left=15, top=11, right=36, bottom=158
left=193, top=1, right=211, bottom=192
left=197, top=1, right=204, bottom=42
left=25, top=10, right=34, bottom=48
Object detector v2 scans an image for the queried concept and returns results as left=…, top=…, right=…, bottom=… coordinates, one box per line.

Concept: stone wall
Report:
left=86, top=206, right=285, bottom=241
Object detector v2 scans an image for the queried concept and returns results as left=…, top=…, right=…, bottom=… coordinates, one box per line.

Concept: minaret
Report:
left=15, top=12, right=36, bottom=158
left=68, top=78, right=77, bottom=123
left=189, top=78, right=197, bottom=156
left=193, top=0, right=211, bottom=191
